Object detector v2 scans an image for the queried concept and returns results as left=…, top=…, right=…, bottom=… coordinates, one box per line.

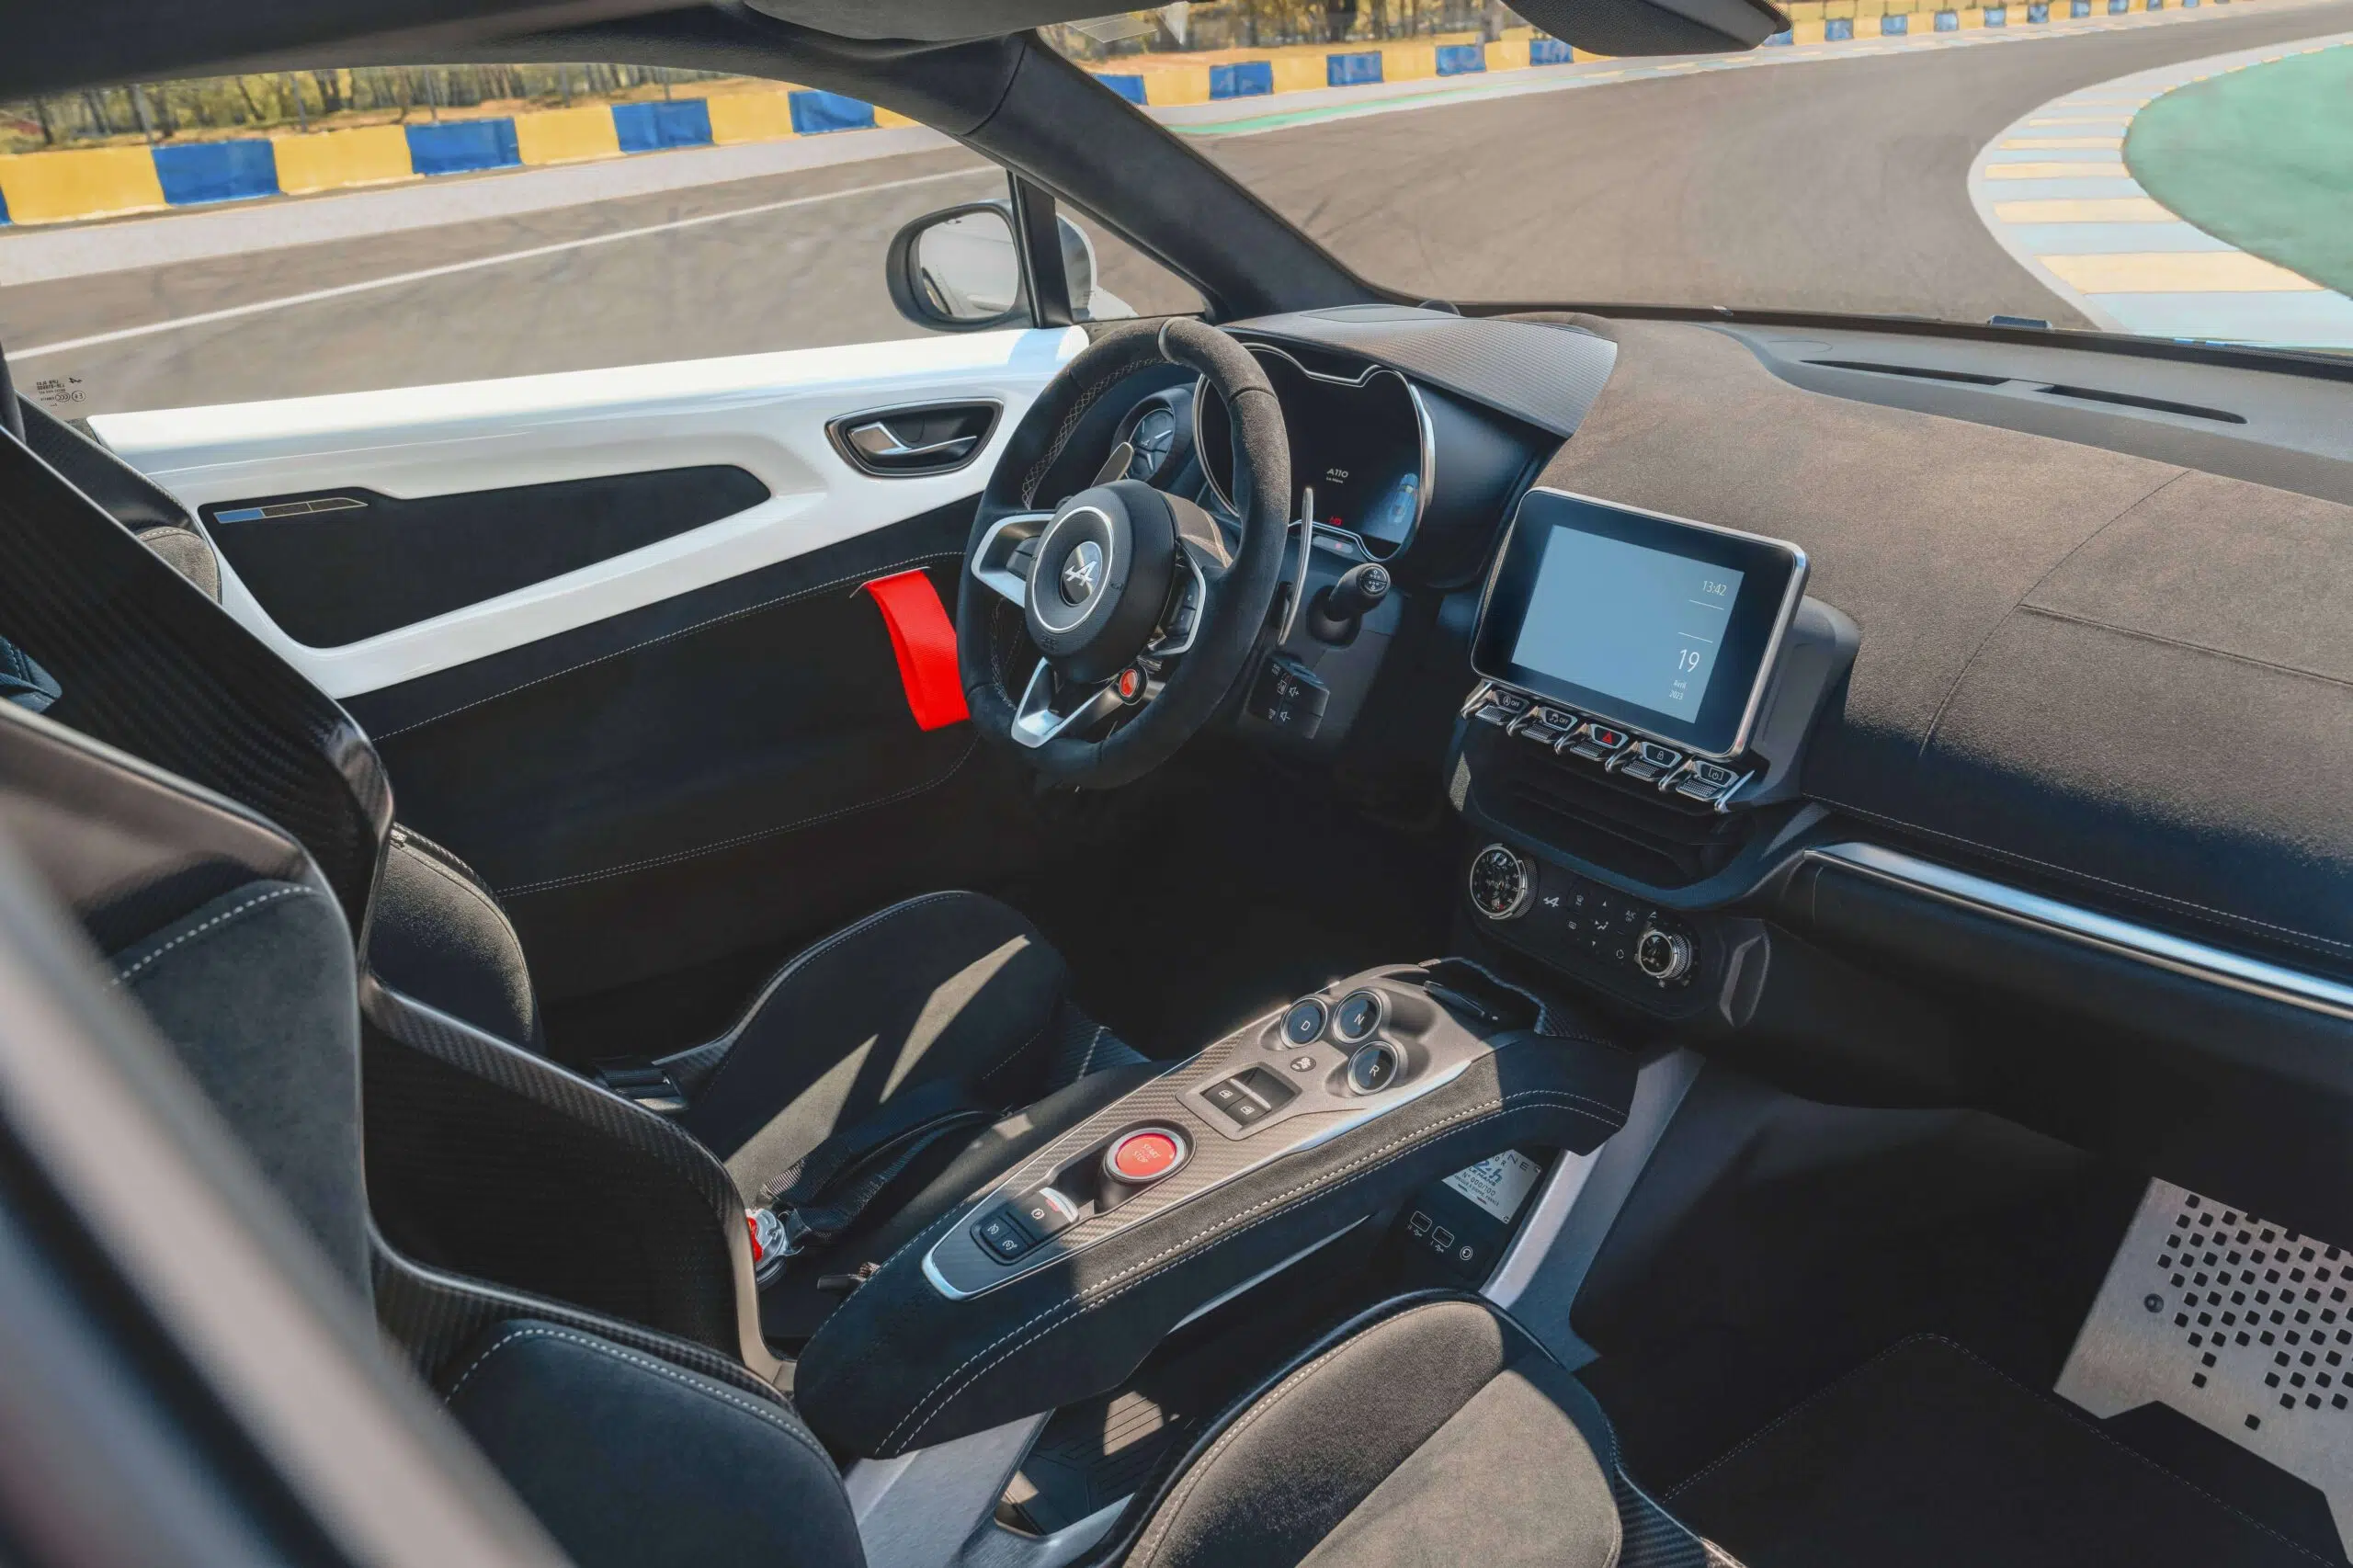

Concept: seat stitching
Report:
left=110, top=886, right=315, bottom=987
left=886, top=1089, right=1621, bottom=1449
left=500, top=741, right=975, bottom=896
left=375, top=549, right=964, bottom=739
left=1661, top=1332, right=2333, bottom=1567
left=443, top=1324, right=836, bottom=1475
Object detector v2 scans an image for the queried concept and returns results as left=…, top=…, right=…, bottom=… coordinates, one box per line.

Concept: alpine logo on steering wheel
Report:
left=1060, top=540, right=1105, bottom=605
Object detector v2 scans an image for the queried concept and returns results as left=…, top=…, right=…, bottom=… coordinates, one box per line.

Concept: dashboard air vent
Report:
left=1806, top=359, right=2009, bottom=386
left=2034, top=383, right=2246, bottom=425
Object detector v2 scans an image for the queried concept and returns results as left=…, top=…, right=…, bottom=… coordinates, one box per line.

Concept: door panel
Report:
left=97, top=329, right=1081, bottom=1033
left=202, top=466, right=772, bottom=646
left=92, top=326, right=1080, bottom=697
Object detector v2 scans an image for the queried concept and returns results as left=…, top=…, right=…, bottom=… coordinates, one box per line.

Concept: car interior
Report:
left=4, top=1, right=2353, bottom=1566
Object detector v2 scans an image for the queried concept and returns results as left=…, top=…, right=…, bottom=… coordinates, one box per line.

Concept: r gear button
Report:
left=1106, top=1129, right=1188, bottom=1185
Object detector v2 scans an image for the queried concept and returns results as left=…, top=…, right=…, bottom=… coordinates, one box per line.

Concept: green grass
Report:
left=2124, top=42, right=2353, bottom=294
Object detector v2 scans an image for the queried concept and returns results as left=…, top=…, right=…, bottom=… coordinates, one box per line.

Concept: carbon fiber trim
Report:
left=0, top=426, right=390, bottom=927
left=359, top=975, right=751, bottom=1358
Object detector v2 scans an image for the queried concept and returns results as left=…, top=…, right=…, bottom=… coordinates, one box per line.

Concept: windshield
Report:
left=1046, top=4, right=2353, bottom=352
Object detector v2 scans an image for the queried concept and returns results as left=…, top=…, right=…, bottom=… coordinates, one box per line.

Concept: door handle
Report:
left=848, top=423, right=978, bottom=463
left=827, top=402, right=1000, bottom=478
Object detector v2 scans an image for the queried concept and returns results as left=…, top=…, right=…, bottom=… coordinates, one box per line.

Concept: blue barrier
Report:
left=1825, top=17, right=1854, bottom=38
left=2027, top=2, right=2049, bottom=18
left=613, top=98, right=713, bottom=153
left=1436, top=42, right=1486, bottom=74
left=405, top=119, right=520, bottom=176
left=789, top=89, right=877, bottom=134
left=1984, top=5, right=2006, bottom=23
left=1936, top=8, right=1961, bottom=27
left=1530, top=37, right=1575, bottom=62
left=1210, top=60, right=1274, bottom=97
left=1097, top=73, right=1148, bottom=104
left=0, top=186, right=9, bottom=225
left=153, top=139, right=279, bottom=206
left=1766, top=27, right=1794, bottom=41
left=1328, top=50, right=1384, bottom=84
left=1882, top=14, right=1909, bottom=32
left=2073, top=0, right=2092, bottom=13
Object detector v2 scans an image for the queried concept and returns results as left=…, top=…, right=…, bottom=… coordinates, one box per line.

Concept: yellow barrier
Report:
left=1790, top=17, right=1830, bottom=39
left=1381, top=42, right=1439, bottom=80
left=706, top=90, right=799, bottom=143
left=513, top=104, right=622, bottom=165
left=1138, top=63, right=1212, bottom=105
left=0, top=144, right=168, bottom=223
left=1271, top=55, right=1327, bottom=93
left=270, top=123, right=413, bottom=194
left=876, top=106, right=919, bottom=128
left=1486, top=38, right=1531, bottom=70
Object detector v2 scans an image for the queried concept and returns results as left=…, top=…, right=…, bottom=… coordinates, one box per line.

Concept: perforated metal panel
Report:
left=2058, top=1178, right=2353, bottom=1557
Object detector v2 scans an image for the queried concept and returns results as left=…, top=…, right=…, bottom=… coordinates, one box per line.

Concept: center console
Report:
left=791, top=960, right=1635, bottom=1460
left=1449, top=488, right=1859, bottom=1025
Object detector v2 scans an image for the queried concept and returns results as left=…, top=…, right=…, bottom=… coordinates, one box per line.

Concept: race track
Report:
left=6, top=0, right=2352, bottom=418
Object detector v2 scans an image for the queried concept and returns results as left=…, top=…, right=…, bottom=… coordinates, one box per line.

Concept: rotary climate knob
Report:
left=1635, top=926, right=1695, bottom=984
left=1469, top=845, right=1534, bottom=920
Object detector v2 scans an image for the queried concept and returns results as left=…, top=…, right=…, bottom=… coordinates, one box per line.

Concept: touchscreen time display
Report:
left=1509, top=530, right=1745, bottom=721
left=1472, top=490, right=1806, bottom=758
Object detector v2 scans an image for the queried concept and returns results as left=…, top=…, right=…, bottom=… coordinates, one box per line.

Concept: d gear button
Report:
left=1105, top=1128, right=1189, bottom=1186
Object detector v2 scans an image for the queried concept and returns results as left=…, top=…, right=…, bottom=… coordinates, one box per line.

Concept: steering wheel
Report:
left=958, top=319, right=1291, bottom=790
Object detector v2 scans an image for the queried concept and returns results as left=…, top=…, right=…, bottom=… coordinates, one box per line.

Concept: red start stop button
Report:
left=1106, top=1129, right=1187, bottom=1185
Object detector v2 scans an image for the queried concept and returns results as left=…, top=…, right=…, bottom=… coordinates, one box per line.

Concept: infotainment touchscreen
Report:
left=1472, top=490, right=1807, bottom=758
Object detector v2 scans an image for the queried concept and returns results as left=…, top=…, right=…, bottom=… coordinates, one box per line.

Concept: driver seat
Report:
left=0, top=392, right=1148, bottom=1346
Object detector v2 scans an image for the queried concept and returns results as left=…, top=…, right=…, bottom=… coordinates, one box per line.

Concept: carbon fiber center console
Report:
left=922, top=964, right=1550, bottom=1300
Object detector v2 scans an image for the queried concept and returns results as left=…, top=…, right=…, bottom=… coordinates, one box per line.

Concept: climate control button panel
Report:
left=1467, top=842, right=1704, bottom=994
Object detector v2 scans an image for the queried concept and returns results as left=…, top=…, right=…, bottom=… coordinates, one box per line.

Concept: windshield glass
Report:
left=1045, top=3, right=2353, bottom=352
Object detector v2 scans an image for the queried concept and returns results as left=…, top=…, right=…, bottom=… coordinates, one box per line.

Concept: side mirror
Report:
left=885, top=201, right=1132, bottom=332
left=886, top=203, right=1028, bottom=332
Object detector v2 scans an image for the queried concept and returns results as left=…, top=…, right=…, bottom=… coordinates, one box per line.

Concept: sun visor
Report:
left=745, top=0, right=1785, bottom=52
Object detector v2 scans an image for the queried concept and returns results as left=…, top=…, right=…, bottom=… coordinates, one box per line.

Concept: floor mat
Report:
left=1665, top=1334, right=2331, bottom=1568
left=2057, top=1179, right=2353, bottom=1558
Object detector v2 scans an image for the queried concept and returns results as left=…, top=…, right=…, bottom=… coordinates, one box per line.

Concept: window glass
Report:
left=1046, top=1, right=2353, bottom=356
left=0, top=65, right=1183, bottom=418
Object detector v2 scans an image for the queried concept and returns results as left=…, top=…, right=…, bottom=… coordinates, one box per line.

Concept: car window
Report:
left=0, top=64, right=1198, bottom=417
left=1045, top=1, right=2353, bottom=357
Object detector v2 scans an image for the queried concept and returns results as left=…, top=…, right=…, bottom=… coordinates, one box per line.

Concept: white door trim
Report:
left=94, top=326, right=1083, bottom=699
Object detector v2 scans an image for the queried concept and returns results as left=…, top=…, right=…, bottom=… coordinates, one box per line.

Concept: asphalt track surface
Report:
left=6, top=0, right=2353, bottom=418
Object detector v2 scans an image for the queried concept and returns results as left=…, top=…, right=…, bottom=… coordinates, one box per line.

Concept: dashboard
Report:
left=1089, top=301, right=2353, bottom=1248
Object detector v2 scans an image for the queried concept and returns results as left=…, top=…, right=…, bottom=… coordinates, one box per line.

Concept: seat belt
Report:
left=756, top=1077, right=997, bottom=1272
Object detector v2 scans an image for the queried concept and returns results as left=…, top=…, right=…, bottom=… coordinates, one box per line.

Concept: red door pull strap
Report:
left=861, top=570, right=970, bottom=731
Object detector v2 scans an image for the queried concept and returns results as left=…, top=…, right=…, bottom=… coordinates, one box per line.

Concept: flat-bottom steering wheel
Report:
left=958, top=319, right=1290, bottom=789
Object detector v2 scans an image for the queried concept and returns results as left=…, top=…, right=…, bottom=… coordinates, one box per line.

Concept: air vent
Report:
left=1484, top=743, right=1755, bottom=887
left=1806, top=358, right=2010, bottom=386
left=2035, top=383, right=2246, bottom=425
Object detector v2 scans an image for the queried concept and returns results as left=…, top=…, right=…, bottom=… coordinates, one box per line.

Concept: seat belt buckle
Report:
left=747, top=1209, right=793, bottom=1285
left=591, top=1058, right=687, bottom=1115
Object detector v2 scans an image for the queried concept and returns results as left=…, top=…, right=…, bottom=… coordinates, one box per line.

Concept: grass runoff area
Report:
left=2125, top=42, right=2353, bottom=294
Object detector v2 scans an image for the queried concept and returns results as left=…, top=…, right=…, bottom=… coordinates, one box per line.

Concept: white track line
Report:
left=1968, top=32, right=2353, bottom=345
left=6, top=166, right=997, bottom=363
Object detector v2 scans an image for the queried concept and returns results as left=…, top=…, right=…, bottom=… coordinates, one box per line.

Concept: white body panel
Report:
left=93, top=326, right=1084, bottom=699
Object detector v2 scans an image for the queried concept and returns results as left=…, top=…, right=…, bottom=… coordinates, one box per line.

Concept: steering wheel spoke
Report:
left=1009, top=659, right=1132, bottom=749
left=971, top=510, right=1055, bottom=608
